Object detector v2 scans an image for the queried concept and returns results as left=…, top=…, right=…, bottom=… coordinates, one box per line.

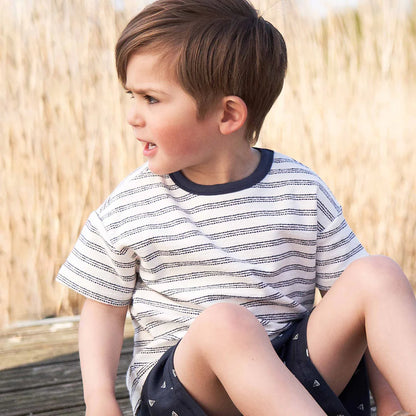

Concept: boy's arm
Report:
left=79, top=298, right=129, bottom=416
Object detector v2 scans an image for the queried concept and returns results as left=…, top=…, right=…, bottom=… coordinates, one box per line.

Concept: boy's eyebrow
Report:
left=124, top=85, right=167, bottom=95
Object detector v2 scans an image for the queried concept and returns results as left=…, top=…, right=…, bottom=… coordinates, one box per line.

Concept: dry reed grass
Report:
left=261, top=0, right=416, bottom=283
left=1, top=0, right=415, bottom=328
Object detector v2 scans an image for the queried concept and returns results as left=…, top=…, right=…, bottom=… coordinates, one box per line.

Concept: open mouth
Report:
left=142, top=141, right=157, bottom=156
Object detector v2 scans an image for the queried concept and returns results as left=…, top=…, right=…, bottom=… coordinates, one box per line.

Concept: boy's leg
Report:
left=307, top=255, right=416, bottom=413
left=173, top=303, right=326, bottom=416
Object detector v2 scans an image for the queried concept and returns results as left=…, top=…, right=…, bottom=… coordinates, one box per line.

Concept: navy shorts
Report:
left=137, top=313, right=370, bottom=416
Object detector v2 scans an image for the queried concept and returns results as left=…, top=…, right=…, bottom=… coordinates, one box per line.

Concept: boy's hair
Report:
left=115, top=0, right=287, bottom=143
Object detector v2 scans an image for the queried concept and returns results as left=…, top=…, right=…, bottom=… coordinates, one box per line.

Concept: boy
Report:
left=57, top=0, right=416, bottom=415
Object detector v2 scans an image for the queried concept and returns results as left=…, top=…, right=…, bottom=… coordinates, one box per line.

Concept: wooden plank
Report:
left=0, top=348, right=132, bottom=394
left=15, top=336, right=133, bottom=366
left=0, top=372, right=130, bottom=416
left=33, top=398, right=133, bottom=416
left=0, top=328, right=79, bottom=369
left=0, top=332, right=134, bottom=416
left=0, top=316, right=134, bottom=370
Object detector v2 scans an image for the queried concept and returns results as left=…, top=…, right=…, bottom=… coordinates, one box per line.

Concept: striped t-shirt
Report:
left=57, top=148, right=367, bottom=413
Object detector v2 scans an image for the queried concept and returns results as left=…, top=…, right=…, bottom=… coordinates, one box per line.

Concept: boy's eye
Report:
left=144, top=95, right=158, bottom=104
left=125, top=90, right=158, bottom=104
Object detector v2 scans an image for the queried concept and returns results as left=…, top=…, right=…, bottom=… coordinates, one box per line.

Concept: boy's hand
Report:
left=85, top=396, right=123, bottom=416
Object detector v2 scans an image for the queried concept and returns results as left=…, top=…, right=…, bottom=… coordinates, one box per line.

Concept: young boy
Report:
left=56, top=0, right=416, bottom=415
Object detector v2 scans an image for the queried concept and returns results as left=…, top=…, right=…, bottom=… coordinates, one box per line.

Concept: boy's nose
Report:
left=127, top=106, right=145, bottom=127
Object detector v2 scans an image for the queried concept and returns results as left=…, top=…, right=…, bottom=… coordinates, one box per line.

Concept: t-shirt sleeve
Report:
left=56, top=211, right=137, bottom=306
left=315, top=184, right=368, bottom=291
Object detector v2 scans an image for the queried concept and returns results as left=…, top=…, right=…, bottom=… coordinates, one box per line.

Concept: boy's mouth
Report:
left=142, top=141, right=157, bottom=157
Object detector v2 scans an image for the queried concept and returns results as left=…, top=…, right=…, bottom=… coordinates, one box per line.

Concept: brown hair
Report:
left=115, top=0, right=287, bottom=143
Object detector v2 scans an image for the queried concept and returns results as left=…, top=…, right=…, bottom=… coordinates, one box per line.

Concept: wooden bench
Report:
left=0, top=316, right=377, bottom=415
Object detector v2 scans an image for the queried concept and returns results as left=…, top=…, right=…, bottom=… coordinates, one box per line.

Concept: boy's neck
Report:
left=181, top=145, right=261, bottom=186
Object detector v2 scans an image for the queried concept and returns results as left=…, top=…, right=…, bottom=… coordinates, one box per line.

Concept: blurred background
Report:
left=1, top=0, right=415, bottom=329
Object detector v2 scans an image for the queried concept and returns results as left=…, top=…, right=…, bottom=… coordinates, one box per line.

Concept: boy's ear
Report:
left=218, top=96, right=248, bottom=136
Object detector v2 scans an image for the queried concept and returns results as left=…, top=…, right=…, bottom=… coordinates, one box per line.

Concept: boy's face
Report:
left=125, top=52, right=224, bottom=182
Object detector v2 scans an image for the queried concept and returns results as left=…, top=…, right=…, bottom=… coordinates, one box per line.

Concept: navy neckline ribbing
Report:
left=169, top=148, right=273, bottom=195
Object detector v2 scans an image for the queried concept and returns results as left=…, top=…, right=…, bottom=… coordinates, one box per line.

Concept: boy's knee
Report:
left=192, top=303, right=260, bottom=341
left=345, top=255, right=409, bottom=296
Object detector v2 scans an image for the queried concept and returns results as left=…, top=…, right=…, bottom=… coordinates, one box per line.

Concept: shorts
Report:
left=136, top=313, right=370, bottom=416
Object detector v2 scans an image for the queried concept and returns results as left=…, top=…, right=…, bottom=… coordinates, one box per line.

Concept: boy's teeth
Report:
left=148, top=143, right=156, bottom=149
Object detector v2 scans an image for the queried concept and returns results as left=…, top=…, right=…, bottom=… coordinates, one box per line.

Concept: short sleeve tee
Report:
left=56, top=148, right=367, bottom=413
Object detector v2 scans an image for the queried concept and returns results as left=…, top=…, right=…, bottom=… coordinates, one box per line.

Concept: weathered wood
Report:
left=0, top=339, right=134, bottom=416
left=0, top=317, right=134, bottom=416
left=0, top=316, right=134, bottom=370
left=0, top=372, right=129, bottom=415
left=32, top=398, right=132, bottom=416
left=0, top=345, right=133, bottom=395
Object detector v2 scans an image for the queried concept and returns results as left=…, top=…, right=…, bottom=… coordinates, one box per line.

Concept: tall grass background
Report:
left=1, top=0, right=415, bottom=329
